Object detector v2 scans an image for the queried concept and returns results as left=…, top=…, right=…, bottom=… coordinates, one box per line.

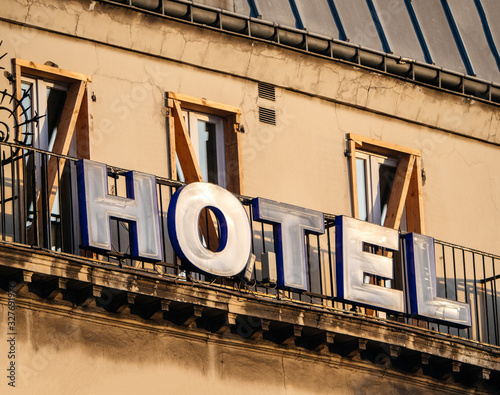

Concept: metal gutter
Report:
left=102, top=0, right=500, bottom=106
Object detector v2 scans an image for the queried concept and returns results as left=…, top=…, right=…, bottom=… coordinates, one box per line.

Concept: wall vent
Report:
left=258, top=107, right=276, bottom=126
left=258, top=82, right=276, bottom=101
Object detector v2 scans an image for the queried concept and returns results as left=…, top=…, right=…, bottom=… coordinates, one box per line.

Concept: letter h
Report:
left=77, top=160, right=163, bottom=261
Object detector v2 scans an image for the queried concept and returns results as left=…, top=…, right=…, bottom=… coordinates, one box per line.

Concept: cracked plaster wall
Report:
left=0, top=299, right=474, bottom=395
left=1, top=0, right=500, bottom=254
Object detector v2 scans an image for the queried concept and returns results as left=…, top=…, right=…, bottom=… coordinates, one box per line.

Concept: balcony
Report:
left=0, top=141, right=499, bottom=384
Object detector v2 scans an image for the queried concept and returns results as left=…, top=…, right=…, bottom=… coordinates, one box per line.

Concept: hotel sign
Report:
left=77, top=159, right=471, bottom=327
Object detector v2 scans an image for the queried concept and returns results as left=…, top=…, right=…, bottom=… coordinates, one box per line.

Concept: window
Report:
left=177, top=110, right=226, bottom=187
left=356, top=151, right=407, bottom=229
left=13, top=59, right=92, bottom=251
left=166, top=92, right=243, bottom=194
left=166, top=92, right=243, bottom=252
left=20, top=78, right=69, bottom=152
left=347, top=133, right=425, bottom=319
left=347, top=133, right=424, bottom=233
left=14, top=59, right=92, bottom=159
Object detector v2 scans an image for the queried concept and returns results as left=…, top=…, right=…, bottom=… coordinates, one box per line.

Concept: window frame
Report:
left=21, top=77, right=71, bottom=153
left=166, top=91, right=243, bottom=194
left=13, top=58, right=92, bottom=159
left=347, top=133, right=424, bottom=234
left=356, top=151, right=400, bottom=225
left=183, top=110, right=226, bottom=187
left=166, top=92, right=243, bottom=252
left=13, top=59, right=92, bottom=248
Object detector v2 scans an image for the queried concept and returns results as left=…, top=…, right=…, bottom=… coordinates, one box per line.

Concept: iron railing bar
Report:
left=462, top=248, right=471, bottom=340
left=0, top=149, right=5, bottom=241
left=327, top=224, right=335, bottom=301
left=41, top=153, right=50, bottom=250
left=472, top=253, right=481, bottom=342
left=56, top=156, right=63, bottom=252
left=441, top=244, right=450, bottom=335
left=492, top=257, right=499, bottom=345
left=317, top=233, right=323, bottom=299
left=10, top=146, right=17, bottom=243
left=32, top=151, right=39, bottom=247
left=482, top=254, right=490, bottom=343
left=452, top=247, right=458, bottom=301
left=158, top=184, right=167, bottom=265
left=67, top=161, right=76, bottom=254
left=306, top=233, right=312, bottom=298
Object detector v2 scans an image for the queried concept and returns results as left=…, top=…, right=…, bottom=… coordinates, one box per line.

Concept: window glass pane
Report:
left=356, top=158, right=368, bottom=222
left=21, top=82, right=33, bottom=146
left=378, top=163, right=396, bottom=226
left=176, top=156, right=185, bottom=183
left=332, top=0, right=383, bottom=51
left=46, top=87, right=67, bottom=152
left=447, top=0, right=500, bottom=82
left=198, top=120, right=218, bottom=184
left=411, top=0, right=467, bottom=74
left=294, top=0, right=339, bottom=38
left=371, top=0, right=426, bottom=61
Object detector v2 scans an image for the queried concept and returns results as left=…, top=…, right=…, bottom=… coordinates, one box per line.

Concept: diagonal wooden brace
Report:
left=171, top=99, right=219, bottom=251
left=37, top=80, right=87, bottom=216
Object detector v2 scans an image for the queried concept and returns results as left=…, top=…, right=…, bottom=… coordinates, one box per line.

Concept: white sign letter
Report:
left=167, top=183, right=252, bottom=276
left=77, top=159, right=163, bottom=261
left=252, top=198, right=325, bottom=291
left=335, top=216, right=404, bottom=312
left=404, top=233, right=471, bottom=327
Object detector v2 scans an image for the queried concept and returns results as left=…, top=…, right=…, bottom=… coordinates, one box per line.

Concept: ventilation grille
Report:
left=258, top=82, right=276, bottom=101
left=259, top=107, right=276, bottom=126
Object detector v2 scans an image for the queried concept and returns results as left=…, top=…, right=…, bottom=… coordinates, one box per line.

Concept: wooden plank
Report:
left=406, top=157, right=425, bottom=234
left=172, top=100, right=204, bottom=183
left=168, top=108, right=177, bottom=180
left=44, top=80, right=86, bottom=213
left=168, top=92, right=243, bottom=194
left=168, top=92, right=241, bottom=118
left=383, top=154, right=415, bottom=230
left=224, top=115, right=243, bottom=195
left=13, top=61, right=22, bottom=120
left=13, top=60, right=26, bottom=244
left=348, top=139, right=359, bottom=219
left=348, top=133, right=421, bottom=157
left=76, top=88, right=91, bottom=160
left=172, top=100, right=219, bottom=251
left=15, top=59, right=92, bottom=83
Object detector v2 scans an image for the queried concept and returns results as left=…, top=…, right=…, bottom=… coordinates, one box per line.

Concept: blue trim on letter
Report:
left=252, top=198, right=286, bottom=288
left=167, top=185, right=188, bottom=262
left=206, top=205, right=229, bottom=253
left=404, top=233, right=419, bottom=315
left=76, top=159, right=90, bottom=248
left=334, top=215, right=344, bottom=299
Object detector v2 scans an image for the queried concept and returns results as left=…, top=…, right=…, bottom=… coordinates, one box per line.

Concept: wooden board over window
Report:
left=13, top=58, right=92, bottom=160
left=165, top=91, right=243, bottom=195
left=165, top=92, right=243, bottom=252
left=13, top=59, right=92, bottom=216
left=347, top=133, right=425, bottom=234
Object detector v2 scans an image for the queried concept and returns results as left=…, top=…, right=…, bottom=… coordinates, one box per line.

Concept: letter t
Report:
left=252, top=198, right=324, bottom=290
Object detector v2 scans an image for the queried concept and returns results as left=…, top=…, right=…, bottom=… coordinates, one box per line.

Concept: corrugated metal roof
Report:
left=192, top=0, right=500, bottom=84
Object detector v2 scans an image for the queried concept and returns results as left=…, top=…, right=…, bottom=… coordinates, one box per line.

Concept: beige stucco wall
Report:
left=1, top=0, right=500, bottom=258
left=0, top=297, right=471, bottom=395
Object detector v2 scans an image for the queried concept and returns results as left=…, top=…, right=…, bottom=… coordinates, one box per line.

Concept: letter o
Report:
left=167, top=183, right=252, bottom=276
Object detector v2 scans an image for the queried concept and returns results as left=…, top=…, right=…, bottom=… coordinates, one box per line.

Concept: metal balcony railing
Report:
left=0, top=141, right=498, bottom=347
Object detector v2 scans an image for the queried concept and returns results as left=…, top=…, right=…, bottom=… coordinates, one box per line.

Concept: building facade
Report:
left=0, top=0, right=499, bottom=393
